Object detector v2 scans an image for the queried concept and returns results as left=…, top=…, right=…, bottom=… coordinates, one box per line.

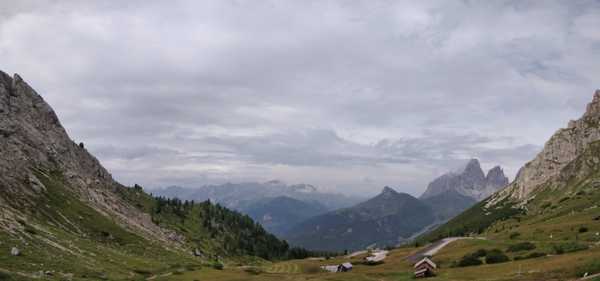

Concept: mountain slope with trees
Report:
left=0, top=71, right=318, bottom=280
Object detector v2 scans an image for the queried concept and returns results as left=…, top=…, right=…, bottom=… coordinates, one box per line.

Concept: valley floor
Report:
left=151, top=238, right=600, bottom=281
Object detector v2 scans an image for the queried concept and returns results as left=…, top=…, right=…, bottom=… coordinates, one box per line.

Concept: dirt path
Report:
left=407, top=237, right=476, bottom=263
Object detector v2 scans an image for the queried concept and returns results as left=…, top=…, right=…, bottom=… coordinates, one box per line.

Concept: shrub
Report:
left=507, top=242, right=536, bottom=252
left=244, top=267, right=263, bottom=275
left=514, top=252, right=546, bottom=261
left=559, top=197, right=570, bottom=203
left=579, top=226, right=589, bottom=233
left=0, top=271, right=11, bottom=281
left=553, top=242, right=589, bottom=255
left=472, top=249, right=487, bottom=258
left=485, top=249, right=509, bottom=264
left=213, top=262, right=224, bottom=270
left=509, top=232, right=521, bottom=239
left=576, top=260, right=600, bottom=277
left=132, top=269, right=152, bottom=276
left=457, top=254, right=482, bottom=267
left=541, top=202, right=552, bottom=209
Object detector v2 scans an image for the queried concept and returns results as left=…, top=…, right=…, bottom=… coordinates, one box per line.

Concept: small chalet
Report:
left=338, top=262, right=353, bottom=272
left=414, top=257, right=436, bottom=278
left=320, top=262, right=353, bottom=273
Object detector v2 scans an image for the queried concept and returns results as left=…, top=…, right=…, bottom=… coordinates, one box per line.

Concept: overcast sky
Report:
left=1, top=1, right=599, bottom=196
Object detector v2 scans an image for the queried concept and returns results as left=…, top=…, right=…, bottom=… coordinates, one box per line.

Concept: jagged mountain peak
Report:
left=461, top=158, right=485, bottom=180
left=380, top=186, right=398, bottom=195
left=420, top=158, right=507, bottom=201
left=486, top=166, right=509, bottom=186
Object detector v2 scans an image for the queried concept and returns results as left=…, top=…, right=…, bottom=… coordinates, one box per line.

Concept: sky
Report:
left=1, top=0, right=599, bottom=197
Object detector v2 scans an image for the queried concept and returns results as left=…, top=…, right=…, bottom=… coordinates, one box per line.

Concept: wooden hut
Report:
left=414, top=257, right=436, bottom=278
left=338, top=262, right=353, bottom=272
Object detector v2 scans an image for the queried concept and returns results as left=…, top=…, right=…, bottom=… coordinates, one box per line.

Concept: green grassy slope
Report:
left=0, top=169, right=319, bottom=280
left=418, top=141, right=600, bottom=245
left=0, top=170, right=199, bottom=281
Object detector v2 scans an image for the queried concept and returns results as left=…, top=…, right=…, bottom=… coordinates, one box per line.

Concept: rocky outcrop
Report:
left=0, top=71, right=182, bottom=245
left=420, top=159, right=508, bottom=201
left=493, top=90, right=600, bottom=202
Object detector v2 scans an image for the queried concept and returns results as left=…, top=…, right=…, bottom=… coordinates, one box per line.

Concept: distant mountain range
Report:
left=284, top=187, right=435, bottom=251
left=242, top=196, right=328, bottom=236
left=284, top=159, right=508, bottom=251
left=151, top=181, right=363, bottom=236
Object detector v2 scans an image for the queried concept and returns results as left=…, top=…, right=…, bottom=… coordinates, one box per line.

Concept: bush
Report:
left=553, top=242, right=589, bottom=255
left=507, top=242, right=536, bottom=252
left=485, top=249, right=509, bottom=264
left=132, top=269, right=152, bottom=276
left=509, top=232, right=521, bottom=239
left=514, top=252, right=546, bottom=261
left=0, top=271, right=11, bottom=281
left=457, top=254, right=483, bottom=267
left=579, top=226, right=589, bottom=233
left=213, top=262, right=224, bottom=270
left=576, top=260, right=600, bottom=277
left=472, top=249, right=487, bottom=258
left=244, top=267, right=263, bottom=275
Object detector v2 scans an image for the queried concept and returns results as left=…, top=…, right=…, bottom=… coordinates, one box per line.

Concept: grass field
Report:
left=152, top=239, right=600, bottom=281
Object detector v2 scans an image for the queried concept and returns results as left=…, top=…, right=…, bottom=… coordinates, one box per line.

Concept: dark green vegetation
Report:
left=0, top=170, right=200, bottom=280
left=419, top=141, right=600, bottom=245
left=455, top=248, right=509, bottom=267
left=506, top=242, right=536, bottom=252
left=119, top=186, right=338, bottom=260
left=0, top=170, right=328, bottom=280
left=417, top=198, right=523, bottom=243
left=286, top=187, right=435, bottom=251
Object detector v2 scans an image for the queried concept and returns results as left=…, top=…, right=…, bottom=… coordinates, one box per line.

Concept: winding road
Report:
left=407, top=237, right=476, bottom=263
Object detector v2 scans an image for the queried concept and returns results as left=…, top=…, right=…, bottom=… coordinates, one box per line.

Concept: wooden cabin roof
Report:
left=414, top=257, right=437, bottom=269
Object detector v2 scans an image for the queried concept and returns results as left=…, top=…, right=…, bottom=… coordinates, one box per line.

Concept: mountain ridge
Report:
left=284, top=186, right=435, bottom=251
left=420, top=158, right=508, bottom=201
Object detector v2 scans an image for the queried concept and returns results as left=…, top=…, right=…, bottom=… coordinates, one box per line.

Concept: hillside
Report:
left=285, top=187, right=435, bottom=251
left=0, top=71, right=307, bottom=280
left=241, top=196, right=328, bottom=236
left=419, top=90, right=600, bottom=243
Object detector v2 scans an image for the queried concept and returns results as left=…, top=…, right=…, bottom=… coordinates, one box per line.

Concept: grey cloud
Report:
left=1, top=0, right=598, bottom=196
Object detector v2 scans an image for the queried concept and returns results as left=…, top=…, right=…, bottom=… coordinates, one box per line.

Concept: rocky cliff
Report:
left=491, top=89, right=600, bottom=202
left=0, top=71, right=182, bottom=243
left=420, top=159, right=508, bottom=201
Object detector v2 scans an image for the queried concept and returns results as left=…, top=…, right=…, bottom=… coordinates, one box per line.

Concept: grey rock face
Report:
left=420, top=159, right=508, bottom=201
left=0, top=71, right=181, bottom=245
left=492, top=89, right=600, bottom=201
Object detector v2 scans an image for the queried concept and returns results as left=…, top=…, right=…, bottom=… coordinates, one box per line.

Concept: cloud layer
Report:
left=1, top=0, right=599, bottom=196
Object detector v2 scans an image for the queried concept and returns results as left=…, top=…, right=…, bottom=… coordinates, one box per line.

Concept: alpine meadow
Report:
left=1, top=1, right=600, bottom=281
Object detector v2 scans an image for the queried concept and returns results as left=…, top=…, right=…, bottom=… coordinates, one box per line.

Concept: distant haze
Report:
left=1, top=1, right=599, bottom=197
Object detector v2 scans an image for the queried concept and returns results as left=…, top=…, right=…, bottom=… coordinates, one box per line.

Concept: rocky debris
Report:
left=493, top=90, right=600, bottom=202
left=420, top=159, right=508, bottom=201
left=10, top=246, right=20, bottom=256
